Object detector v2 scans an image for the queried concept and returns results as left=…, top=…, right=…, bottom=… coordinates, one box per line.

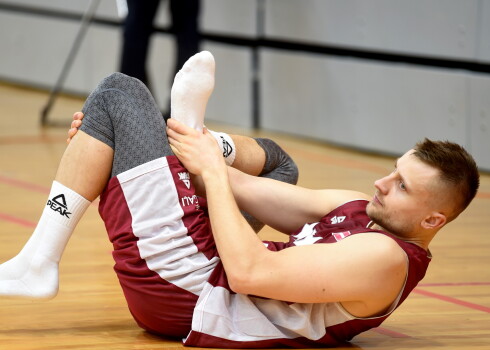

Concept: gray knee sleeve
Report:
left=80, top=72, right=172, bottom=177
left=255, top=138, right=299, bottom=185
left=243, top=138, right=299, bottom=232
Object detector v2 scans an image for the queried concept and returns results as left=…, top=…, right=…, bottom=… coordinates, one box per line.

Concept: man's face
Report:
left=366, top=150, right=441, bottom=236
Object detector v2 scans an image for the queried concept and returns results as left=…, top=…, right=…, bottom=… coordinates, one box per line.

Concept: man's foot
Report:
left=0, top=251, right=59, bottom=299
left=170, top=51, right=215, bottom=131
left=0, top=182, right=90, bottom=300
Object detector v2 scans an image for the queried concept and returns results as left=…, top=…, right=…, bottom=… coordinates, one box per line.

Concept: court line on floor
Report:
left=0, top=174, right=98, bottom=206
left=419, top=282, right=490, bottom=287
left=372, top=327, right=411, bottom=338
left=0, top=174, right=50, bottom=194
left=413, top=288, right=490, bottom=313
left=0, top=212, right=36, bottom=228
left=289, top=147, right=390, bottom=175
left=0, top=134, right=63, bottom=145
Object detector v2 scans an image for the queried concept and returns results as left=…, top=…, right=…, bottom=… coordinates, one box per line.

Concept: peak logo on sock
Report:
left=47, top=194, right=72, bottom=218
left=220, top=136, right=233, bottom=158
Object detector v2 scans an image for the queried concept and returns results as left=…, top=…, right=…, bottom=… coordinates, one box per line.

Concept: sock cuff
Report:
left=208, top=130, right=236, bottom=166
left=44, top=181, right=91, bottom=230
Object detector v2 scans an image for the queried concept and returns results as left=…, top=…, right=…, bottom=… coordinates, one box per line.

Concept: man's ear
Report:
left=421, top=212, right=447, bottom=230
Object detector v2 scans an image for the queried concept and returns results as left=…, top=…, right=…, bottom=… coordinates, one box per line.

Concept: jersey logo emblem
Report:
left=293, top=223, right=322, bottom=246
left=332, top=231, right=352, bottom=241
left=330, top=215, right=346, bottom=224
left=178, top=172, right=191, bottom=189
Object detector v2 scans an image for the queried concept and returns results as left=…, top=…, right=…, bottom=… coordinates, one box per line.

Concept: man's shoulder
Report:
left=336, top=233, right=408, bottom=317
left=340, top=232, right=407, bottom=263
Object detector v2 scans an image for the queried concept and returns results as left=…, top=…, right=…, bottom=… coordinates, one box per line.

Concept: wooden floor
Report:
left=0, top=82, right=489, bottom=349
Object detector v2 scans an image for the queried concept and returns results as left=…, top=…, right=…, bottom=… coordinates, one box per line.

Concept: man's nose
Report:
left=374, top=175, right=391, bottom=194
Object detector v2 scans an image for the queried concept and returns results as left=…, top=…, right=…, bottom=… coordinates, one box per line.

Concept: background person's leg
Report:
left=170, top=0, right=201, bottom=85
left=120, top=0, right=160, bottom=86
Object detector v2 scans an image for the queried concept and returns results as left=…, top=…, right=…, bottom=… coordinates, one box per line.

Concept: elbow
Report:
left=225, top=251, right=270, bottom=295
left=225, top=253, right=268, bottom=295
left=226, top=267, right=254, bottom=295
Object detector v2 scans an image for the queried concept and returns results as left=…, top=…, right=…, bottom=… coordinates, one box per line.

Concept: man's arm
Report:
left=229, top=167, right=370, bottom=233
left=208, top=169, right=407, bottom=316
left=167, top=119, right=407, bottom=318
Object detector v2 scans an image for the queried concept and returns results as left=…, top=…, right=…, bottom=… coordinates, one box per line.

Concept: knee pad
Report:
left=255, top=138, right=299, bottom=185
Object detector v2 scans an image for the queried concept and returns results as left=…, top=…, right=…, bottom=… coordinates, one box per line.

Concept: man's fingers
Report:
left=71, top=119, right=82, bottom=129
left=67, top=128, right=74, bottom=144
left=166, top=118, right=196, bottom=136
left=67, top=112, right=84, bottom=144
left=166, top=127, right=185, bottom=153
left=166, top=125, right=181, bottom=143
left=169, top=144, right=179, bottom=156
left=66, top=128, right=77, bottom=144
left=73, top=111, right=84, bottom=120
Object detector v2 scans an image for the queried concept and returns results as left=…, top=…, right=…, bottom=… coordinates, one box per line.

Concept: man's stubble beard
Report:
left=366, top=202, right=412, bottom=237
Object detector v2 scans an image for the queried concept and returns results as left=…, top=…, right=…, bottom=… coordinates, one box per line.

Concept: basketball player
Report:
left=1, top=51, right=479, bottom=348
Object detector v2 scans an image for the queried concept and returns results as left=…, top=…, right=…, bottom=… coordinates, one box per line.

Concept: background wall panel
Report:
left=261, top=50, right=468, bottom=155
left=469, top=75, right=490, bottom=170
left=0, top=0, right=488, bottom=169
left=265, top=0, right=480, bottom=60
left=201, top=0, right=257, bottom=37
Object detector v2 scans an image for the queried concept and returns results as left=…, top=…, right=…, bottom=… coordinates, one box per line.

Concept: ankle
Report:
left=208, top=130, right=236, bottom=166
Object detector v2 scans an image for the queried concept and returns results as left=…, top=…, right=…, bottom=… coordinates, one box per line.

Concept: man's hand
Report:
left=166, top=118, right=226, bottom=177
left=66, top=112, right=84, bottom=144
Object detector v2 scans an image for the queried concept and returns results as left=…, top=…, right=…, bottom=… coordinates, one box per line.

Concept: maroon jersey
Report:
left=184, top=200, right=431, bottom=348
left=99, top=156, right=431, bottom=347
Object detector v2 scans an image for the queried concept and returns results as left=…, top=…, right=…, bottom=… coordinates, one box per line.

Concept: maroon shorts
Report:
left=98, top=156, right=219, bottom=337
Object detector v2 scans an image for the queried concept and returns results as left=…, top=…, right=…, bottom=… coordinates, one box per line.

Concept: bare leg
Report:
left=56, top=131, right=113, bottom=201
left=0, top=131, right=113, bottom=299
left=228, top=134, right=266, bottom=176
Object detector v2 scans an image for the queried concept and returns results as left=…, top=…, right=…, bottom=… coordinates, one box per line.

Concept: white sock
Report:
left=0, top=181, right=90, bottom=299
left=208, top=130, right=236, bottom=166
left=170, top=51, right=215, bottom=132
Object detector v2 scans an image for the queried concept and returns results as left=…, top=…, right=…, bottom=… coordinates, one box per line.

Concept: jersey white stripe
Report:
left=117, top=157, right=218, bottom=295
left=189, top=282, right=355, bottom=343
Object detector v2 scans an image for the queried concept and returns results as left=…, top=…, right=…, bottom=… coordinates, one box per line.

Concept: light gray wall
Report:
left=265, top=0, right=483, bottom=60
left=261, top=0, right=490, bottom=172
left=261, top=50, right=469, bottom=153
left=0, top=0, right=489, bottom=170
